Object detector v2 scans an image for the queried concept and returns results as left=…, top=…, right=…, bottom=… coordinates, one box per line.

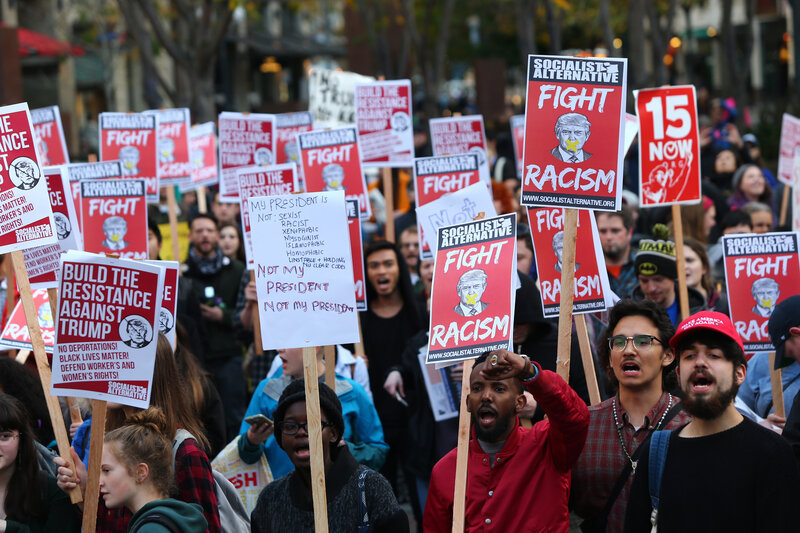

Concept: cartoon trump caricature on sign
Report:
left=159, top=137, right=175, bottom=163
left=159, top=308, right=174, bottom=335
left=322, top=163, right=346, bottom=191
left=119, top=146, right=140, bottom=176
left=453, top=269, right=489, bottom=316
left=254, top=146, right=274, bottom=166
left=751, top=278, right=780, bottom=317
left=9, top=156, right=42, bottom=190
left=120, top=315, right=153, bottom=349
left=101, top=216, right=130, bottom=251
left=551, top=113, right=592, bottom=163
left=553, top=230, right=581, bottom=273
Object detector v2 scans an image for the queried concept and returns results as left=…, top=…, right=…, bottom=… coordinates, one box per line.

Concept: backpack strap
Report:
left=356, top=469, right=370, bottom=533
left=647, top=430, right=672, bottom=532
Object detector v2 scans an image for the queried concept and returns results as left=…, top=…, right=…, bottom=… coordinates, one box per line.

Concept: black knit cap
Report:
left=635, top=224, right=677, bottom=279
left=273, top=379, right=345, bottom=447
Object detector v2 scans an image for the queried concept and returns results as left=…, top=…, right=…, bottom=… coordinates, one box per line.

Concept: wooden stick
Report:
left=14, top=348, right=30, bottom=364
left=302, top=346, right=328, bottom=533
left=354, top=318, right=366, bottom=361
left=81, top=399, right=107, bottom=532
left=574, top=314, right=602, bottom=405
left=779, top=185, right=790, bottom=228
left=451, top=358, right=474, bottom=533
left=249, top=271, right=263, bottom=356
left=382, top=167, right=395, bottom=243
left=47, top=287, right=83, bottom=425
left=556, top=209, right=579, bottom=382
left=323, top=345, right=336, bottom=388
left=197, top=185, right=208, bottom=214
left=166, top=186, right=181, bottom=263
left=4, top=254, right=15, bottom=323
left=10, top=251, right=82, bottom=503
left=671, top=205, right=690, bottom=321
left=768, top=353, right=786, bottom=418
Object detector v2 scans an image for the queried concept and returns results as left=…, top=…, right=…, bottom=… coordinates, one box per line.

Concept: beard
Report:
left=471, top=409, right=512, bottom=442
left=603, top=242, right=628, bottom=262
left=681, top=368, right=739, bottom=420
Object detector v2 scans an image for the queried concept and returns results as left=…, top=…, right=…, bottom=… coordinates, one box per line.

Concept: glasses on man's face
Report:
left=0, top=431, right=20, bottom=443
left=277, top=420, right=333, bottom=436
left=608, top=334, right=663, bottom=352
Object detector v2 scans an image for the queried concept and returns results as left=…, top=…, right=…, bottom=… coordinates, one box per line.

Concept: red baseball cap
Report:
left=669, top=311, right=745, bottom=355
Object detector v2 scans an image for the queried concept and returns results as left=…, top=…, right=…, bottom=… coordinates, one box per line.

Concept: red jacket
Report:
left=423, top=365, right=589, bottom=532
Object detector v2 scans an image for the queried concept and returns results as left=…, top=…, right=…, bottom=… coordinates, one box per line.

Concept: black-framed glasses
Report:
left=277, top=420, right=334, bottom=436
left=608, top=334, right=663, bottom=352
left=0, top=431, right=20, bottom=443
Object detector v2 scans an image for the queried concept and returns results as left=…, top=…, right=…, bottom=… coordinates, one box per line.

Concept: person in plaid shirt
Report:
left=571, top=299, right=690, bottom=533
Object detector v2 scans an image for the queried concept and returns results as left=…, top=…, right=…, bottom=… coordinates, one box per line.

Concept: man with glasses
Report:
left=572, top=299, right=690, bottom=533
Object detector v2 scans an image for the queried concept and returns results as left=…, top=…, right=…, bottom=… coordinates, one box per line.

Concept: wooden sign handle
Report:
left=323, top=345, right=336, bottom=388
left=671, top=205, right=690, bottom=321
left=382, top=167, right=394, bottom=243
left=768, top=353, right=786, bottom=418
left=46, top=287, right=83, bottom=425
left=779, top=185, right=790, bottom=228
left=302, top=347, right=329, bottom=532
left=197, top=185, right=208, bottom=214
left=451, top=358, right=474, bottom=533
left=166, top=187, right=181, bottom=263
left=574, top=314, right=602, bottom=405
left=556, top=209, right=579, bottom=382
left=249, top=271, right=264, bottom=355
left=81, top=399, right=107, bottom=532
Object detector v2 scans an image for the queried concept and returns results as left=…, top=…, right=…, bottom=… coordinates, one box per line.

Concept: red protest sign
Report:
left=520, top=55, right=627, bottom=211
left=298, top=127, right=371, bottom=219
left=528, top=207, right=611, bottom=317
left=427, top=214, right=517, bottom=365
left=145, top=260, right=179, bottom=348
left=0, top=288, right=55, bottom=353
left=147, top=108, right=191, bottom=187
left=51, top=253, right=164, bottom=408
left=429, top=115, right=490, bottom=182
left=80, top=179, right=148, bottom=260
left=31, top=105, right=69, bottom=166
left=237, top=163, right=297, bottom=268
left=722, top=233, right=800, bottom=354
left=275, top=111, right=313, bottom=165
left=510, top=114, right=525, bottom=179
left=185, top=122, right=218, bottom=190
left=346, top=199, right=367, bottom=311
left=66, top=161, right=123, bottom=231
left=24, top=167, right=83, bottom=289
left=636, top=86, right=701, bottom=207
left=99, top=113, right=159, bottom=202
left=218, top=111, right=276, bottom=202
left=777, top=113, right=800, bottom=186
left=355, top=80, right=414, bottom=167
left=413, top=154, right=482, bottom=260
left=0, top=102, right=57, bottom=254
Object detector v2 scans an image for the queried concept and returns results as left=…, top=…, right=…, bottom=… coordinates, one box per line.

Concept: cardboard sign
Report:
left=414, top=154, right=483, bottom=260
left=218, top=112, right=276, bottom=202
left=528, top=207, right=612, bottom=317
left=346, top=199, right=367, bottom=311
left=510, top=114, right=525, bottom=179
left=249, top=191, right=360, bottom=348
left=427, top=214, right=516, bottom=364
left=308, top=67, right=375, bottom=128
left=777, top=113, right=800, bottom=186
left=416, top=181, right=497, bottom=257
left=624, top=113, right=639, bottom=155
left=520, top=55, right=627, bottom=211
left=51, top=252, right=164, bottom=408
left=0, top=103, right=57, bottom=254
left=237, top=164, right=297, bottom=268
left=355, top=79, right=414, bottom=167
left=145, top=108, right=191, bottom=187
left=24, top=167, right=83, bottom=289
left=636, top=86, right=701, bottom=207
left=275, top=111, right=313, bottom=165
left=183, top=122, right=218, bottom=190
left=722, top=233, right=800, bottom=354
left=99, top=113, right=159, bottom=203
left=298, top=127, right=371, bottom=219
left=429, top=115, right=490, bottom=183
left=66, top=161, right=123, bottom=230
left=31, top=105, right=69, bottom=165
left=418, top=348, right=459, bottom=421
left=145, top=260, right=179, bottom=348
left=0, top=288, right=55, bottom=353
left=80, top=179, right=148, bottom=260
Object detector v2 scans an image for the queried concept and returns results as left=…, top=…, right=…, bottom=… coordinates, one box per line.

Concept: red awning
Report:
left=1, top=24, right=84, bottom=57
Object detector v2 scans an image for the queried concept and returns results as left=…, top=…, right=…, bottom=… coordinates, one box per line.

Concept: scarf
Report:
left=188, top=246, right=224, bottom=276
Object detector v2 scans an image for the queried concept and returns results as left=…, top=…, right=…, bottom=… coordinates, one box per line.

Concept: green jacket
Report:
left=128, top=499, right=207, bottom=533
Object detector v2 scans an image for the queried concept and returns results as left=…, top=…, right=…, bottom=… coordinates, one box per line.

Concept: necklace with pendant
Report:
left=612, top=393, right=673, bottom=474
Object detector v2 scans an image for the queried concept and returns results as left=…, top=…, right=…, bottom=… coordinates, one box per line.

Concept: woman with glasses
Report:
left=0, top=393, right=80, bottom=533
left=250, top=380, right=407, bottom=532
left=570, top=300, right=691, bottom=533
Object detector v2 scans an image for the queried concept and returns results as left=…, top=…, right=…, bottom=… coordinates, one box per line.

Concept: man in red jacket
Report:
left=424, top=349, right=589, bottom=531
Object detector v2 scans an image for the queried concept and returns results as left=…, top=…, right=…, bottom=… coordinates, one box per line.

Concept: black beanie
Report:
left=635, top=238, right=677, bottom=279
left=273, top=379, right=345, bottom=447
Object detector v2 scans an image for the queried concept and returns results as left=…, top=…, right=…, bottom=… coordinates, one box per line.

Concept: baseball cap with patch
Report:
left=669, top=311, right=745, bottom=355
left=769, top=295, right=800, bottom=369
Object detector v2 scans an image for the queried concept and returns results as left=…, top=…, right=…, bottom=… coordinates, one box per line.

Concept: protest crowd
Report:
left=3, top=49, right=800, bottom=533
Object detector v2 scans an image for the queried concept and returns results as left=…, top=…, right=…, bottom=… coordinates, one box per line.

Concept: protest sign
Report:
left=248, top=191, right=360, bottom=348
left=275, top=111, right=313, bottom=165
left=722, top=232, right=800, bottom=354
left=24, top=167, right=83, bottom=289
left=80, top=179, right=148, bottom=260
left=31, top=105, right=69, bottom=166
left=429, top=115, right=490, bottom=183
left=416, top=181, right=496, bottom=258
left=520, top=55, right=627, bottom=211
left=355, top=79, right=414, bottom=167
left=778, top=113, right=800, bottom=186
left=181, top=122, right=218, bottom=191
left=308, top=67, right=374, bottom=128
left=418, top=348, right=459, bottom=421
left=0, top=102, right=57, bottom=254
left=636, top=85, right=701, bottom=207
left=510, top=114, right=525, bottom=179
left=145, top=108, right=191, bottom=187
left=414, top=154, right=483, bottom=260
left=237, top=163, right=297, bottom=267
left=346, top=199, right=367, bottom=311
left=145, top=260, right=179, bottom=348
left=0, top=288, right=55, bottom=353
left=51, top=252, right=164, bottom=408
left=218, top=112, right=276, bottom=202
left=528, top=207, right=612, bottom=317
left=298, top=127, right=371, bottom=219
left=66, top=161, right=123, bottom=230
left=99, top=112, right=158, bottom=203
left=427, top=214, right=516, bottom=364
left=624, top=113, right=639, bottom=156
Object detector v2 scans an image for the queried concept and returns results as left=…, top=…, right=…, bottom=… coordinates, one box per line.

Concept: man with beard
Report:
left=624, top=311, right=800, bottom=532
left=596, top=206, right=638, bottom=300
left=424, top=349, right=589, bottom=531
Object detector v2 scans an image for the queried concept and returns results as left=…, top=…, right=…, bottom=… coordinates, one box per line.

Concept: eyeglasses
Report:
left=608, top=335, right=664, bottom=352
left=0, top=431, right=20, bottom=443
left=277, top=420, right=334, bottom=436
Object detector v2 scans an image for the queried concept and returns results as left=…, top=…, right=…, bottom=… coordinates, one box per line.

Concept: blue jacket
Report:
left=737, top=352, right=800, bottom=418
left=238, top=370, right=388, bottom=477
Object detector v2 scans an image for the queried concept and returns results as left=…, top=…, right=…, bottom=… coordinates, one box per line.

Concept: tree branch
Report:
left=199, top=2, right=234, bottom=63
left=131, top=0, right=186, bottom=63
